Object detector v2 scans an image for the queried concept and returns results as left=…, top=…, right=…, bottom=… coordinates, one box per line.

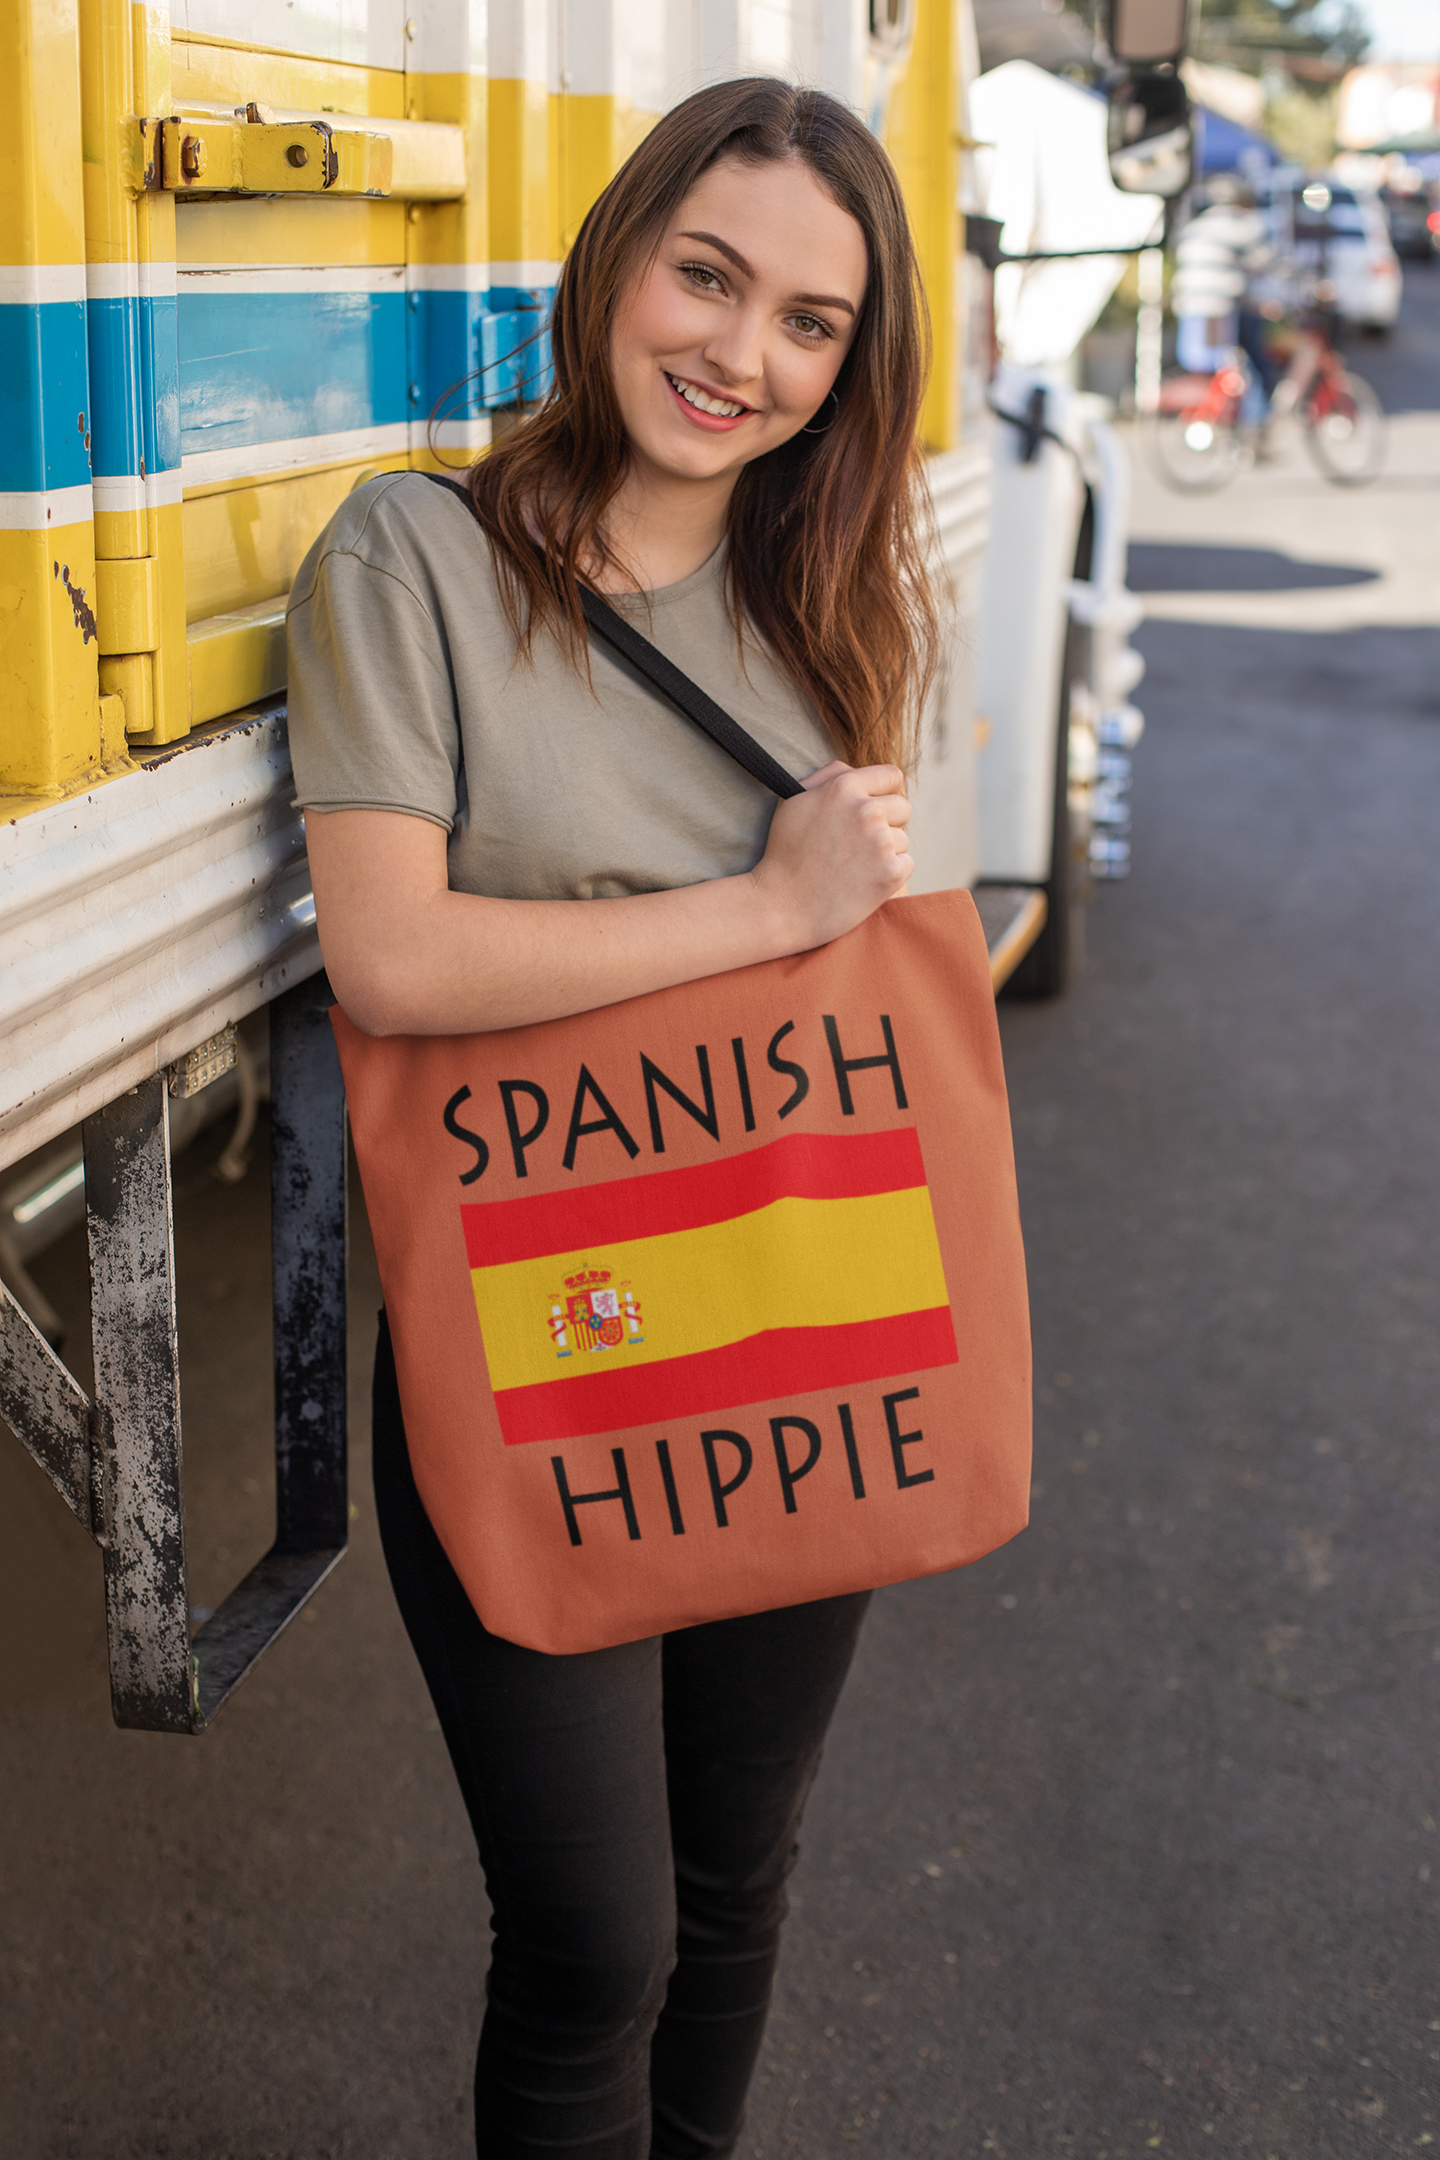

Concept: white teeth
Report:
left=669, top=373, right=744, bottom=418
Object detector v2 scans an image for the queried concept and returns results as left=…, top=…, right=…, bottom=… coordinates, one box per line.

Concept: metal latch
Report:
left=158, top=109, right=392, bottom=197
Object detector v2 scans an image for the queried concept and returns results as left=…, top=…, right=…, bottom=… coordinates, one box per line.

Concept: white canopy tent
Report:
left=969, top=60, right=1165, bottom=370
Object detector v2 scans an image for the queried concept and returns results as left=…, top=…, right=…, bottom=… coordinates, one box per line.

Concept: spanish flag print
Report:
left=463, top=1127, right=957, bottom=1447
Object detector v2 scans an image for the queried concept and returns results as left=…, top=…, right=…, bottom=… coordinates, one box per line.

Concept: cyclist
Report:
left=1171, top=174, right=1282, bottom=438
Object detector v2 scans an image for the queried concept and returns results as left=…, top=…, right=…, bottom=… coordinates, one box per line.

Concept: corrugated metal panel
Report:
left=0, top=715, right=318, bottom=1170
left=928, top=438, right=993, bottom=585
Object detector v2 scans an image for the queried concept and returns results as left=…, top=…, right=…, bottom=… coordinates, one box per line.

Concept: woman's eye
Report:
left=683, top=263, right=724, bottom=291
left=789, top=314, right=830, bottom=340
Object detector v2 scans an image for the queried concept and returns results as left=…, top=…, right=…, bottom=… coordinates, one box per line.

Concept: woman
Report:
left=288, top=75, right=939, bottom=2160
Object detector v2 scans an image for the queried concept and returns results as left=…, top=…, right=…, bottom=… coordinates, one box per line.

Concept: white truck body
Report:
left=969, top=59, right=1156, bottom=887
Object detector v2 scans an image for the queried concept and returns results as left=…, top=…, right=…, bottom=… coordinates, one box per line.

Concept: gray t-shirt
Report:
left=285, top=471, right=836, bottom=900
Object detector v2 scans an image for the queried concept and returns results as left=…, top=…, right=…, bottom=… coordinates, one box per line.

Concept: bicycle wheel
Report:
left=1303, top=369, right=1385, bottom=486
left=1148, top=405, right=1251, bottom=493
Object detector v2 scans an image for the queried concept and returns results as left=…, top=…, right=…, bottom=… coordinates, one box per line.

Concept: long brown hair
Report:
left=467, top=77, right=939, bottom=769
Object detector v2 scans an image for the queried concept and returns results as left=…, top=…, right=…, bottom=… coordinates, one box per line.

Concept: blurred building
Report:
left=1337, top=62, right=1440, bottom=150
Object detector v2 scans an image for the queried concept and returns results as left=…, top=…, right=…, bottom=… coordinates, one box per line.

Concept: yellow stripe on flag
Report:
left=470, top=1187, right=949, bottom=1394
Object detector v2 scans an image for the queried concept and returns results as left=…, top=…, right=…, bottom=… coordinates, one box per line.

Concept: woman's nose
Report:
left=702, top=308, right=765, bottom=392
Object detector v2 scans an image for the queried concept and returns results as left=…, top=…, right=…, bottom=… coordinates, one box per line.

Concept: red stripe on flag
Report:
left=491, top=1304, right=958, bottom=1446
left=463, top=1126, right=926, bottom=1269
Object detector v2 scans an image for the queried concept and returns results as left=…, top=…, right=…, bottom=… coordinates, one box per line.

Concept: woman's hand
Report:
left=306, top=769, right=913, bottom=1038
left=750, top=760, right=913, bottom=950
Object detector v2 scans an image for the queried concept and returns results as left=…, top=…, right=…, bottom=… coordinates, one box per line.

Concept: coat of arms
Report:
left=548, top=1265, right=643, bottom=1359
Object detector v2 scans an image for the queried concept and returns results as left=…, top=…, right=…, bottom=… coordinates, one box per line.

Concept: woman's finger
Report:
left=801, top=758, right=851, bottom=791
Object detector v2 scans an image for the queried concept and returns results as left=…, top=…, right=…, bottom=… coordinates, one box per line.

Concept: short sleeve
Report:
left=286, top=521, right=461, bottom=831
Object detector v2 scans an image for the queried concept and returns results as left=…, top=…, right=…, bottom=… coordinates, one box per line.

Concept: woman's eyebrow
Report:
left=789, top=289, right=856, bottom=317
left=680, top=229, right=756, bottom=276
left=678, top=231, right=856, bottom=316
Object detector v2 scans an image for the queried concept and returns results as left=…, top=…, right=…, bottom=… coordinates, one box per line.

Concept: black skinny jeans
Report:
left=372, top=1314, right=870, bottom=2159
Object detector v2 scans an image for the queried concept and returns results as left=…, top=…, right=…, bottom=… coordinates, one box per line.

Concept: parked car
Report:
left=1263, top=174, right=1403, bottom=332
left=1381, top=174, right=1438, bottom=260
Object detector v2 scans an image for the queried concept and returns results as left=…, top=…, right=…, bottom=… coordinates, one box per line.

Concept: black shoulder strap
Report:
left=421, top=469, right=804, bottom=801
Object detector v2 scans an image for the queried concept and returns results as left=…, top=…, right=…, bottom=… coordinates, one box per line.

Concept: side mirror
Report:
left=1104, top=0, right=1188, bottom=66
left=1107, top=71, right=1193, bottom=198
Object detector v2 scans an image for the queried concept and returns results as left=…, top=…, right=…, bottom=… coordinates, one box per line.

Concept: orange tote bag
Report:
left=333, top=888, right=1031, bottom=1653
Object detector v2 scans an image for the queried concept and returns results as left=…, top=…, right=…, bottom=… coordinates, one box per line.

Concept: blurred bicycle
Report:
left=1149, top=298, right=1385, bottom=492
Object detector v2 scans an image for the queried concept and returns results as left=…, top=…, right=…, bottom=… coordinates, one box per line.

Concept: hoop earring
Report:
left=801, top=387, right=840, bottom=435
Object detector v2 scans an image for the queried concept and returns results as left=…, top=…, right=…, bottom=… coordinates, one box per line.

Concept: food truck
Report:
left=0, top=0, right=1185, bottom=1727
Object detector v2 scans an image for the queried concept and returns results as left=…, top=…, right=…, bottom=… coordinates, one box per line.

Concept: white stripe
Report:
left=406, top=0, right=486, bottom=75
left=0, top=485, right=94, bottom=531
left=405, top=262, right=492, bottom=293
left=173, top=0, right=403, bottom=70
left=92, top=470, right=185, bottom=515
left=403, top=264, right=560, bottom=295
left=488, top=261, right=562, bottom=290
left=175, top=263, right=405, bottom=295
left=86, top=261, right=179, bottom=302
left=415, top=418, right=491, bottom=453
left=489, top=0, right=549, bottom=84
left=181, top=423, right=410, bottom=488
left=92, top=475, right=145, bottom=516
left=0, top=265, right=87, bottom=307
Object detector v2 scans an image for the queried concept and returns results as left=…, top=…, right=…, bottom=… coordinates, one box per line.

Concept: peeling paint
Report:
left=53, top=559, right=97, bottom=645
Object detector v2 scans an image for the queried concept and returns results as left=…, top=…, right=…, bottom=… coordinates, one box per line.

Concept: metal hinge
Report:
left=154, top=109, right=392, bottom=198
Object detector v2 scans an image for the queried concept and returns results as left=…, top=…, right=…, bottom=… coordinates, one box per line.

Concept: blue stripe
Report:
left=481, top=288, right=554, bottom=408
left=177, top=290, right=408, bottom=457
left=0, top=302, right=92, bottom=493
left=479, top=310, right=553, bottom=410
left=85, top=295, right=181, bottom=486
left=143, top=296, right=181, bottom=475
left=409, top=287, right=488, bottom=417
left=488, top=285, right=555, bottom=314
left=87, top=296, right=143, bottom=478
left=410, top=289, right=555, bottom=416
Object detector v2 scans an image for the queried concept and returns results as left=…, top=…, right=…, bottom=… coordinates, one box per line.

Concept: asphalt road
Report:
left=4, top=277, right=1440, bottom=2160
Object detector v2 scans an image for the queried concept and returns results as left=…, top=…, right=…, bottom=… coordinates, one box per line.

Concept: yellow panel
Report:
left=175, top=193, right=407, bottom=265
left=100, top=649, right=154, bottom=736
left=131, top=499, right=190, bottom=743
left=0, top=0, right=88, bottom=264
left=488, top=73, right=553, bottom=266
left=385, top=116, right=467, bottom=199
left=181, top=459, right=406, bottom=620
left=551, top=94, right=658, bottom=258
left=0, top=528, right=107, bottom=797
left=170, top=35, right=405, bottom=119
left=96, top=556, right=158, bottom=654
left=98, top=690, right=128, bottom=761
left=0, top=4, right=103, bottom=794
left=133, top=0, right=170, bottom=116
left=188, top=599, right=286, bottom=725
left=135, top=183, right=178, bottom=304
left=80, top=0, right=137, bottom=272
left=407, top=71, right=486, bottom=264
left=885, top=0, right=960, bottom=453
left=93, top=507, right=147, bottom=560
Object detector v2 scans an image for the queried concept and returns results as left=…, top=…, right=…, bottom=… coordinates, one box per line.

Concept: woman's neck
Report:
left=588, top=455, right=739, bottom=595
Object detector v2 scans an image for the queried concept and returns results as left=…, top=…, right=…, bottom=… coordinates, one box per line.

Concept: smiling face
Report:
left=608, top=154, right=869, bottom=497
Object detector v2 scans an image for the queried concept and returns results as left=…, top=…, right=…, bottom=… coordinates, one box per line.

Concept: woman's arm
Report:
left=305, top=760, right=912, bottom=1035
